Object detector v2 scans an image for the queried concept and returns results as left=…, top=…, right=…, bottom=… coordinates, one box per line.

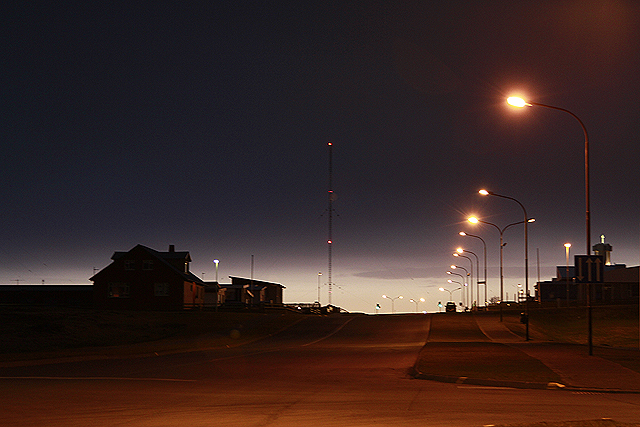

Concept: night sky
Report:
left=3, top=1, right=640, bottom=313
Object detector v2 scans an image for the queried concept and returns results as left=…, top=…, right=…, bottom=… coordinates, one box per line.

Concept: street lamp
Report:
left=507, top=96, right=590, bottom=255
left=317, top=272, right=322, bottom=304
left=460, top=231, right=488, bottom=307
left=457, top=247, right=479, bottom=310
left=439, top=286, right=461, bottom=301
left=479, top=189, right=531, bottom=339
left=446, top=280, right=463, bottom=306
left=213, top=259, right=219, bottom=283
left=382, top=294, right=403, bottom=314
left=564, top=243, right=571, bottom=307
left=409, top=298, right=425, bottom=313
left=446, top=270, right=466, bottom=306
left=468, top=216, right=535, bottom=322
left=453, top=252, right=473, bottom=309
left=450, top=264, right=470, bottom=307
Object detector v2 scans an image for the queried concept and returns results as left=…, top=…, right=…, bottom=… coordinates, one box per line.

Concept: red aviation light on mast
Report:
left=327, top=240, right=332, bottom=244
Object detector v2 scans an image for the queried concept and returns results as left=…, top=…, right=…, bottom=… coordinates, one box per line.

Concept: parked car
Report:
left=445, top=302, right=456, bottom=312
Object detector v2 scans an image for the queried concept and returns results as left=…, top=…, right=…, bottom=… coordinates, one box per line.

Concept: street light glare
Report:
left=456, top=247, right=463, bottom=253
left=564, top=243, right=572, bottom=248
left=459, top=231, right=466, bottom=236
left=468, top=217, right=479, bottom=224
left=479, top=189, right=489, bottom=196
left=507, top=96, right=528, bottom=107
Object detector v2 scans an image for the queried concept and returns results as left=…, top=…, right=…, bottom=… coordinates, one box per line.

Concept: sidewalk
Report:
left=475, top=314, right=640, bottom=393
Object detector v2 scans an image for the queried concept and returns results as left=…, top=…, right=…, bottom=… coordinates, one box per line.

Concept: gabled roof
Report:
left=90, top=244, right=203, bottom=285
left=112, top=244, right=191, bottom=262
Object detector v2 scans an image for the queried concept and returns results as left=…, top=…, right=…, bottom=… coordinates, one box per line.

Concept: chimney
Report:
left=169, top=245, right=175, bottom=253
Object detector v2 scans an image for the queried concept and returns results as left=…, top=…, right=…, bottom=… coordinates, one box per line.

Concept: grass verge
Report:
left=414, top=341, right=562, bottom=383
left=0, top=306, right=304, bottom=362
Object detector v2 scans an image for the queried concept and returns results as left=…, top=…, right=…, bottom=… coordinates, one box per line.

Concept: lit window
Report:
left=108, top=283, right=130, bottom=298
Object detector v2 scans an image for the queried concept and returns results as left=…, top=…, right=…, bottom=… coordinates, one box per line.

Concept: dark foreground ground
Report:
left=1, top=306, right=640, bottom=426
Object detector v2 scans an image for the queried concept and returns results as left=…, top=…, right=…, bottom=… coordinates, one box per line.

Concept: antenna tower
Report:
left=327, top=142, right=333, bottom=305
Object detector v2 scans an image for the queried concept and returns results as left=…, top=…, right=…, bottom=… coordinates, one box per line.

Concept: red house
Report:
left=91, top=244, right=205, bottom=310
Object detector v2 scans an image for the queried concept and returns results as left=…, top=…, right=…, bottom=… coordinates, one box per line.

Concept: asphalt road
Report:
left=1, top=314, right=639, bottom=426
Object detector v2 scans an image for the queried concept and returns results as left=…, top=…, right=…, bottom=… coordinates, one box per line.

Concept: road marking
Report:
left=458, top=385, right=518, bottom=390
left=302, top=317, right=356, bottom=346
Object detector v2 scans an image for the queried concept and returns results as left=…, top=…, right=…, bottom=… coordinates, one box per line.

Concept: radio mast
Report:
left=327, top=142, right=334, bottom=305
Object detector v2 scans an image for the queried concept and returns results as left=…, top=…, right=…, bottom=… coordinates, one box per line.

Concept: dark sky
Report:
left=3, top=1, right=639, bottom=313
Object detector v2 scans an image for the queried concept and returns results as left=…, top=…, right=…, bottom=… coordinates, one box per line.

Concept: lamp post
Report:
left=453, top=253, right=473, bottom=309
left=479, top=189, right=531, bottom=339
left=446, top=281, right=463, bottom=307
left=458, top=248, right=479, bottom=310
left=507, top=97, right=590, bottom=255
left=564, top=243, right=571, bottom=307
left=450, top=264, right=470, bottom=308
left=439, top=286, right=461, bottom=301
left=460, top=231, right=488, bottom=307
left=213, top=259, right=219, bottom=283
left=382, top=294, right=403, bottom=314
left=317, top=272, right=322, bottom=304
left=446, top=271, right=466, bottom=307
left=468, top=216, right=535, bottom=322
left=409, top=298, right=425, bottom=313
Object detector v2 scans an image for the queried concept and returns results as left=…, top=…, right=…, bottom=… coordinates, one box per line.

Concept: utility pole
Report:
left=327, top=142, right=334, bottom=306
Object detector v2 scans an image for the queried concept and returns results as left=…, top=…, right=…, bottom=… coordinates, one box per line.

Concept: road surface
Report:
left=1, top=314, right=639, bottom=426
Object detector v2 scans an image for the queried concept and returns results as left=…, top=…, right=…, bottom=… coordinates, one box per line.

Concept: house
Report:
left=90, top=244, right=205, bottom=310
left=220, top=276, right=285, bottom=307
left=203, top=281, right=225, bottom=308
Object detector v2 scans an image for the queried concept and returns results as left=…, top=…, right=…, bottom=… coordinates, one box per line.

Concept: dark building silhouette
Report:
left=536, top=237, right=638, bottom=305
left=91, top=244, right=205, bottom=310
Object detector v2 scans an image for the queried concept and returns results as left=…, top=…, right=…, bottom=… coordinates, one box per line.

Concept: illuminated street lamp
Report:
left=507, top=96, right=590, bottom=255
left=564, top=243, right=571, bottom=307
left=479, top=189, right=532, bottom=339
left=450, top=263, right=470, bottom=307
left=446, top=270, right=466, bottom=306
left=457, top=247, right=479, bottom=309
left=382, top=294, right=403, bottom=314
left=468, top=216, right=535, bottom=322
left=446, top=279, right=463, bottom=305
left=460, top=231, right=488, bottom=307
left=213, top=259, right=219, bottom=283
left=453, top=252, right=473, bottom=309
left=317, top=272, right=322, bottom=304
left=439, top=286, right=461, bottom=301
left=409, top=297, right=425, bottom=313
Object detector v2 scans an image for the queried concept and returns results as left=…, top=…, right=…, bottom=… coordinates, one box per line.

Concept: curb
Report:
left=409, top=367, right=556, bottom=390
left=409, top=367, right=640, bottom=394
